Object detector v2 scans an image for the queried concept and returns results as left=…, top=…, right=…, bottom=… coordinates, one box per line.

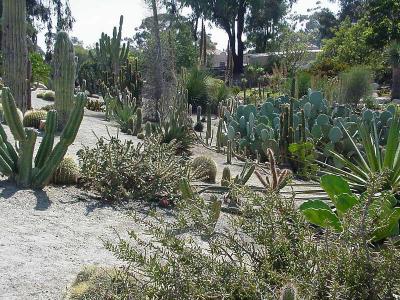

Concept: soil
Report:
left=0, top=91, right=321, bottom=299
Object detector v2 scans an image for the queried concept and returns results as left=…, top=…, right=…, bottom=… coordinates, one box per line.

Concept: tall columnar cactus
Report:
left=2, top=0, right=29, bottom=113
left=54, top=32, right=76, bottom=130
left=134, top=108, right=143, bottom=136
left=206, top=105, right=212, bottom=143
left=0, top=88, right=87, bottom=188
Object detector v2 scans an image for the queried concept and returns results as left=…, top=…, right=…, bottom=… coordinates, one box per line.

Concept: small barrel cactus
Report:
left=191, top=156, right=218, bottom=183
left=42, top=91, right=56, bottom=102
left=279, top=283, right=297, bottom=300
left=221, top=167, right=231, bottom=187
left=52, top=156, right=80, bottom=185
left=23, top=110, right=48, bottom=129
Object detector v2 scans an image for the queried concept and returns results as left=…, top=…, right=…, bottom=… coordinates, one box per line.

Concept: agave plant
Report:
left=113, top=98, right=137, bottom=134
left=300, top=174, right=400, bottom=242
left=320, top=109, right=400, bottom=194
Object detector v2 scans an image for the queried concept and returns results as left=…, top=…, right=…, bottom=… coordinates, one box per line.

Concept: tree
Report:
left=333, top=0, right=366, bottom=22
left=305, top=8, right=339, bottom=48
left=364, top=0, right=400, bottom=99
left=30, top=52, right=50, bottom=85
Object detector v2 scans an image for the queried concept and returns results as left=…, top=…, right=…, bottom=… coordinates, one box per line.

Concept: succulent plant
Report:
left=191, top=156, right=218, bottom=183
left=23, top=110, right=48, bottom=129
left=279, top=283, right=297, bottom=300
left=221, top=167, right=231, bottom=187
left=0, top=87, right=86, bottom=188
left=52, top=156, right=80, bottom=185
left=133, top=108, right=142, bottom=136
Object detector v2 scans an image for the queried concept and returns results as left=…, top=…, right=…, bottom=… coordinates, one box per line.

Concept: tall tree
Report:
left=364, top=0, right=400, bottom=99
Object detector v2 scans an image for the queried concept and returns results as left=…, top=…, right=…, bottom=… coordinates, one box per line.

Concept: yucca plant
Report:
left=319, top=109, right=400, bottom=194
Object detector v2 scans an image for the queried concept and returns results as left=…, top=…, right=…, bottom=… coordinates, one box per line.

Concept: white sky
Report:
left=37, top=0, right=339, bottom=51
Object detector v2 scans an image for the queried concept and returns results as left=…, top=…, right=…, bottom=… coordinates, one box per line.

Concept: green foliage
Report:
left=78, top=136, right=194, bottom=203
left=206, top=77, right=231, bottom=110
left=29, top=52, right=50, bottom=84
left=288, top=142, right=317, bottom=180
left=71, top=184, right=400, bottom=299
left=295, top=71, right=311, bottom=98
left=52, top=156, right=80, bottom=185
left=191, top=156, right=217, bottom=183
left=320, top=109, right=400, bottom=193
left=300, top=174, right=400, bottom=242
left=42, top=91, right=55, bottom=101
left=337, top=66, right=372, bottom=105
left=185, top=67, right=208, bottom=109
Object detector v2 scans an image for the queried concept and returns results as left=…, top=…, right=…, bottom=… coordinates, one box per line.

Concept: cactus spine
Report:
left=2, top=0, right=29, bottom=113
left=0, top=87, right=86, bottom=188
left=54, top=31, right=76, bottom=130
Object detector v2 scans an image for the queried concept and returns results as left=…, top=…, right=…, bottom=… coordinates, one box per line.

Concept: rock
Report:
left=392, top=99, right=400, bottom=105
left=376, top=97, right=391, bottom=105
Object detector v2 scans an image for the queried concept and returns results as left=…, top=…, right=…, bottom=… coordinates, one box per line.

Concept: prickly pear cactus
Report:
left=53, top=31, right=76, bottom=130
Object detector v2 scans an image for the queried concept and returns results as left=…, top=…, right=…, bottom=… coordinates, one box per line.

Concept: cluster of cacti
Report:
left=54, top=32, right=76, bottom=130
left=118, top=59, right=143, bottom=106
left=255, top=148, right=292, bottom=192
left=0, top=87, right=86, bottom=188
left=191, top=156, right=218, bottom=183
left=90, top=15, right=129, bottom=77
left=222, top=89, right=396, bottom=167
left=2, top=0, right=29, bottom=113
left=23, top=110, right=48, bottom=129
left=52, top=156, right=80, bottom=185
left=86, top=99, right=104, bottom=112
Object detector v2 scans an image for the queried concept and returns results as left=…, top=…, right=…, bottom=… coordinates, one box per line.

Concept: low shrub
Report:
left=69, top=180, right=400, bottom=299
left=191, top=156, right=217, bottom=183
left=78, top=136, right=195, bottom=203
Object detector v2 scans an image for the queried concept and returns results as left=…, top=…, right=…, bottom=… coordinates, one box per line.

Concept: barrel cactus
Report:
left=23, top=110, right=48, bottom=129
left=0, top=87, right=86, bottom=188
left=52, top=156, right=80, bottom=185
left=54, top=31, right=76, bottom=130
left=221, top=167, right=231, bottom=187
left=191, top=156, right=218, bottom=183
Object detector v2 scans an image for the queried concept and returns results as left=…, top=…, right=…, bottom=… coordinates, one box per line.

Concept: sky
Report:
left=37, top=0, right=339, bottom=51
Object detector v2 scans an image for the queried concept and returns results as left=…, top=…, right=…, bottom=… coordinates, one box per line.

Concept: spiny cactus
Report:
left=54, top=32, right=76, bottom=130
left=194, top=106, right=204, bottom=132
left=221, top=167, right=231, bottom=187
left=206, top=105, right=212, bottom=143
left=255, top=148, right=292, bottom=192
left=133, top=108, right=143, bottom=136
left=2, top=0, right=29, bottom=112
left=23, top=110, right=48, bottom=129
left=227, top=140, right=232, bottom=164
left=52, top=156, right=80, bottom=185
left=191, top=156, right=218, bottom=183
left=279, top=283, right=297, bottom=300
left=0, top=87, right=86, bottom=188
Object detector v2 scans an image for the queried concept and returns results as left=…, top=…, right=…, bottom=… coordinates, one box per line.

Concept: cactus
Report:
left=255, top=148, right=292, bottom=192
left=23, top=110, right=48, bottom=129
left=145, top=121, right=152, bottom=137
left=133, top=108, right=143, bottom=136
left=328, top=126, right=343, bottom=143
left=194, top=106, right=203, bottom=132
left=2, top=0, right=29, bottom=112
left=221, top=167, right=231, bottom=187
left=53, top=32, right=76, bottom=130
left=52, top=156, right=80, bottom=185
left=216, top=119, right=224, bottom=152
left=0, top=87, right=86, bottom=188
left=206, top=105, right=212, bottom=143
left=191, top=156, right=218, bottom=183
left=233, top=161, right=255, bottom=185
left=227, top=140, right=233, bottom=164
left=280, top=284, right=297, bottom=300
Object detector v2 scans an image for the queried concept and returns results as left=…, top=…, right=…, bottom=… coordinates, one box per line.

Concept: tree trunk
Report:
left=392, top=65, right=400, bottom=100
left=234, top=0, right=245, bottom=76
left=151, top=0, right=163, bottom=122
left=2, top=0, right=29, bottom=113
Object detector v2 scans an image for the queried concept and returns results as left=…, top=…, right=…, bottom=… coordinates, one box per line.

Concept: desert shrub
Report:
left=191, top=156, right=217, bottom=183
left=70, top=180, right=400, bottom=299
left=52, top=156, right=80, bottom=185
left=185, top=67, right=208, bottom=109
left=337, top=66, right=373, bottom=105
left=295, top=71, right=311, bottom=98
left=78, top=136, right=195, bottom=203
left=42, top=91, right=55, bottom=101
left=206, top=77, right=231, bottom=110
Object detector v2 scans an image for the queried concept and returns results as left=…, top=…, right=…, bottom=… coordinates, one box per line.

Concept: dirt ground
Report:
left=0, top=91, right=321, bottom=299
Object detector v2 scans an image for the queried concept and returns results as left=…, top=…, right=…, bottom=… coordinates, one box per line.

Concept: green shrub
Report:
left=185, top=67, right=208, bottom=109
left=337, top=66, right=372, bottom=105
left=30, top=52, right=50, bottom=85
left=206, top=77, right=231, bottom=110
left=42, top=91, right=55, bottom=101
left=70, top=183, right=400, bottom=299
left=295, top=71, right=311, bottom=98
left=191, top=156, right=217, bottom=183
left=78, top=136, right=195, bottom=202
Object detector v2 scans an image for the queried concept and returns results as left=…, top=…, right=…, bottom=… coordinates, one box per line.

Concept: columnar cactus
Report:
left=134, top=108, right=143, bottom=136
left=54, top=31, right=76, bottom=130
left=2, top=0, right=29, bottom=113
left=0, top=88, right=87, bottom=188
